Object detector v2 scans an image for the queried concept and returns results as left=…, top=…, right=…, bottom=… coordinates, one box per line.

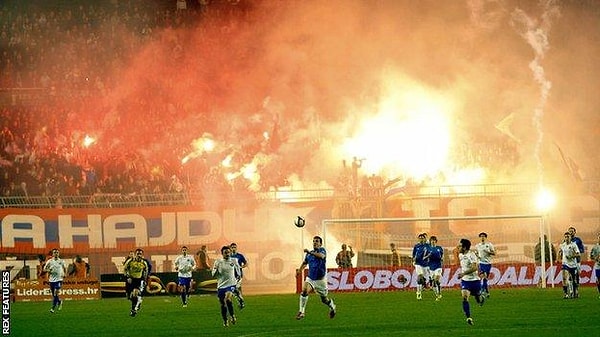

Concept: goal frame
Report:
left=320, top=214, right=554, bottom=288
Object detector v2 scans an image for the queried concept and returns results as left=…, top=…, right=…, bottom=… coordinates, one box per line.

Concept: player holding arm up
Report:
left=174, top=246, right=196, bottom=307
left=295, top=235, right=336, bottom=320
left=212, top=246, right=241, bottom=327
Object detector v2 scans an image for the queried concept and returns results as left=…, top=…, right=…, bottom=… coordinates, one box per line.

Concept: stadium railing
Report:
left=0, top=192, right=190, bottom=209
left=2, top=181, right=596, bottom=209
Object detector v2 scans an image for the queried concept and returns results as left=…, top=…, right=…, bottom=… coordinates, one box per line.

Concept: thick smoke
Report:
left=29, top=0, right=600, bottom=197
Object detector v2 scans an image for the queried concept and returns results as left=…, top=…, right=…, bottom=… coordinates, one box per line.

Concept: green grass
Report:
left=8, top=287, right=599, bottom=337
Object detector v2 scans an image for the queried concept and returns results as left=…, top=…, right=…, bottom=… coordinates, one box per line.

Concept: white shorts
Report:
left=415, top=265, right=430, bottom=278
left=430, top=267, right=442, bottom=279
left=305, top=277, right=328, bottom=297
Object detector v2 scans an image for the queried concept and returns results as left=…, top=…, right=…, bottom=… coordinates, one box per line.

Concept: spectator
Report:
left=390, top=243, right=401, bottom=267
left=335, top=243, right=354, bottom=268
left=534, top=235, right=557, bottom=264
left=196, top=245, right=211, bottom=270
left=36, top=254, right=49, bottom=281
left=68, top=255, right=91, bottom=278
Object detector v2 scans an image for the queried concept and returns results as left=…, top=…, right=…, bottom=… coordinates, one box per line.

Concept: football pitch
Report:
left=9, top=287, right=599, bottom=337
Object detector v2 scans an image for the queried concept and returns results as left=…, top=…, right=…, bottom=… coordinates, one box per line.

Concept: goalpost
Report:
left=321, top=214, right=555, bottom=288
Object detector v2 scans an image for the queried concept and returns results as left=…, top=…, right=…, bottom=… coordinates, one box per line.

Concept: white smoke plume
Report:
left=511, top=1, right=561, bottom=186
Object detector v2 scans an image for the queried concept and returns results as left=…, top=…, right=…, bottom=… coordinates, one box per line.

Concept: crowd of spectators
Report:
left=0, top=1, right=251, bottom=207
left=0, top=0, right=565, bottom=209
left=1, top=0, right=198, bottom=90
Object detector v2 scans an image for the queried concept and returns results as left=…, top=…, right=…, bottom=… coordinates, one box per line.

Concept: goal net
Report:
left=321, top=214, right=558, bottom=290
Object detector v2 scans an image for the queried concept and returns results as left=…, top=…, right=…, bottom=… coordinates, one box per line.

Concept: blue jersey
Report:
left=428, top=245, right=444, bottom=270
left=231, top=252, right=247, bottom=278
left=572, top=236, right=585, bottom=260
left=412, top=242, right=430, bottom=266
left=304, top=247, right=327, bottom=280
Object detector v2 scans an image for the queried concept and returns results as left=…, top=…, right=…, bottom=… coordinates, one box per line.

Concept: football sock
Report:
left=562, top=285, right=568, bottom=294
left=482, top=279, right=488, bottom=292
left=220, top=304, right=228, bottom=321
left=181, top=292, right=186, bottom=303
left=226, top=299, right=235, bottom=316
left=462, top=299, right=470, bottom=317
left=299, top=294, right=308, bottom=313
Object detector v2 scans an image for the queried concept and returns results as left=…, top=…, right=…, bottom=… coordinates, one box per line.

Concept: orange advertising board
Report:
left=14, top=278, right=101, bottom=302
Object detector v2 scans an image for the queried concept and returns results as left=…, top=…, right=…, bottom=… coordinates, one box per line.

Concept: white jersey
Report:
left=45, top=258, right=66, bottom=282
left=459, top=251, right=480, bottom=281
left=212, top=257, right=240, bottom=289
left=175, top=254, right=196, bottom=278
left=559, top=241, right=580, bottom=268
left=589, top=244, right=600, bottom=269
left=475, top=242, right=495, bottom=264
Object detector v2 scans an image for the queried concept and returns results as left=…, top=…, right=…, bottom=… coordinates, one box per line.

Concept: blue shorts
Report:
left=217, top=285, right=237, bottom=302
left=461, top=280, right=481, bottom=295
left=595, top=268, right=600, bottom=279
left=178, top=277, right=192, bottom=287
left=49, top=281, right=62, bottom=293
left=561, top=265, right=577, bottom=274
left=479, top=263, right=492, bottom=275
